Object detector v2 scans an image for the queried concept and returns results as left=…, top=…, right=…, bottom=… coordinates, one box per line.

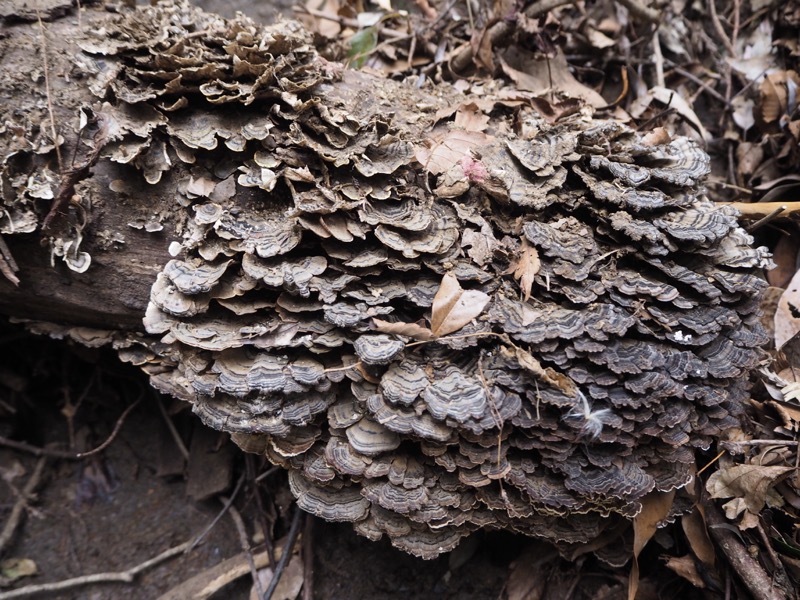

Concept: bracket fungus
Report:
left=3, top=2, right=773, bottom=562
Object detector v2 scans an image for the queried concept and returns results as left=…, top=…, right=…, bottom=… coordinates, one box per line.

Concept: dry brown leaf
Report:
left=767, top=233, right=799, bottom=288
left=665, top=555, right=705, bottom=588
left=630, top=86, right=711, bottom=141
left=461, top=228, right=496, bottom=267
left=453, top=102, right=490, bottom=132
left=509, top=346, right=577, bottom=397
left=416, top=130, right=492, bottom=176
left=372, top=318, right=433, bottom=341
left=681, top=507, right=716, bottom=567
left=629, top=490, right=675, bottom=600
left=499, top=47, right=607, bottom=109
left=706, top=464, right=792, bottom=514
left=249, top=554, right=304, bottom=600
left=429, top=273, right=490, bottom=338
left=506, top=239, right=540, bottom=301
left=187, top=176, right=216, bottom=197
left=505, top=542, right=556, bottom=600
left=774, top=268, right=800, bottom=349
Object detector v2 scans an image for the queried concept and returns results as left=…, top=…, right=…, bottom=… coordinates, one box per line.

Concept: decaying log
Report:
left=0, top=1, right=773, bottom=560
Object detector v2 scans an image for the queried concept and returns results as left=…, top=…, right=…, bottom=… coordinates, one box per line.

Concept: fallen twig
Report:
left=0, top=540, right=191, bottom=600
left=302, top=514, right=314, bottom=600
left=703, top=495, right=785, bottom=600
left=154, top=392, right=190, bottom=461
left=0, top=234, right=19, bottom=286
left=157, top=549, right=272, bottom=600
left=0, top=398, right=141, bottom=460
left=225, top=498, right=264, bottom=599
left=720, top=201, right=800, bottom=218
left=263, top=506, right=302, bottom=600
left=0, top=457, right=46, bottom=555
left=615, top=0, right=660, bottom=27
left=75, top=396, right=141, bottom=458
left=188, top=474, right=245, bottom=553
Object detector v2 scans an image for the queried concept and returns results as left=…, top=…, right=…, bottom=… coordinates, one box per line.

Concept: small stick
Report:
left=721, top=440, right=799, bottom=449
left=76, top=397, right=141, bottom=458
left=248, top=456, right=277, bottom=568
left=155, top=393, right=190, bottom=461
left=301, top=515, right=314, bottom=600
left=0, top=457, right=47, bottom=555
left=0, top=540, right=191, bottom=600
left=0, top=234, right=19, bottom=286
left=0, top=398, right=141, bottom=460
left=36, top=11, right=62, bottom=173
left=615, top=0, right=660, bottom=24
left=703, top=495, right=785, bottom=600
left=746, top=206, right=787, bottom=233
left=263, top=507, right=303, bottom=600
left=720, top=201, right=800, bottom=218
left=224, top=499, right=264, bottom=599
left=188, top=474, right=245, bottom=552
left=707, top=0, right=735, bottom=56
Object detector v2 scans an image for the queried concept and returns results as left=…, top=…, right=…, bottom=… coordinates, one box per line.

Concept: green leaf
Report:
left=347, top=26, right=378, bottom=69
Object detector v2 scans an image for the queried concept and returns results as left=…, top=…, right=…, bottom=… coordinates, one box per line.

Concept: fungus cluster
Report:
left=73, top=3, right=770, bottom=559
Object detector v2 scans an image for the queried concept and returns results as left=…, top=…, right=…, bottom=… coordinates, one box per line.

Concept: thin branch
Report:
left=75, top=396, right=141, bottom=458
left=615, top=0, right=660, bottom=25
left=263, top=506, right=303, bottom=600
left=0, top=457, right=47, bottom=555
left=0, top=540, right=191, bottom=600
left=301, top=514, right=314, bottom=600
left=0, top=398, right=141, bottom=460
left=720, top=201, right=800, bottom=218
left=224, top=498, right=264, bottom=599
left=188, top=474, right=245, bottom=552
left=36, top=11, right=62, bottom=174
left=155, top=393, right=190, bottom=461
left=703, top=495, right=785, bottom=600
left=707, top=0, right=735, bottom=56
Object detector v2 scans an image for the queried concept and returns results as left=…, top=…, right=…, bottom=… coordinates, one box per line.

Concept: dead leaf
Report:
left=500, top=47, right=607, bottom=108
left=505, top=346, right=576, bottom=397
left=453, top=102, right=490, bottom=132
left=429, top=273, right=490, bottom=338
left=0, top=558, right=37, bottom=582
left=774, top=268, right=800, bottom=349
left=461, top=228, right=494, bottom=266
left=416, top=129, right=493, bottom=176
left=681, top=507, right=716, bottom=567
left=249, top=554, right=304, bottom=600
left=372, top=318, right=433, bottom=341
left=630, top=86, right=711, bottom=141
left=665, top=555, right=705, bottom=588
left=506, top=239, right=540, bottom=301
left=505, top=542, right=556, bottom=600
left=706, top=464, right=792, bottom=514
left=629, top=490, right=675, bottom=600
left=187, top=176, right=216, bottom=197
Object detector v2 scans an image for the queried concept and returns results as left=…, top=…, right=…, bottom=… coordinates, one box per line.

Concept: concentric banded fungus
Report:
left=78, top=2, right=772, bottom=561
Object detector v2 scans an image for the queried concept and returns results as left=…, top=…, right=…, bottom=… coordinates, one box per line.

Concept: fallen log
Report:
left=0, top=0, right=773, bottom=563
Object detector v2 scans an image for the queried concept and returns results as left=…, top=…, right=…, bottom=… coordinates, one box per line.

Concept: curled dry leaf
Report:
left=706, top=464, right=793, bottom=514
left=429, top=273, right=490, bottom=338
left=372, top=318, right=433, bottom=341
left=629, top=490, right=676, bottom=600
left=506, top=239, right=541, bottom=302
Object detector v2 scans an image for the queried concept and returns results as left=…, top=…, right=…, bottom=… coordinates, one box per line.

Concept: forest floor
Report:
left=1, top=0, right=799, bottom=599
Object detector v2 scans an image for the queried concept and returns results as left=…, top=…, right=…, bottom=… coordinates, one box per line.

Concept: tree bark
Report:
left=0, top=6, right=174, bottom=329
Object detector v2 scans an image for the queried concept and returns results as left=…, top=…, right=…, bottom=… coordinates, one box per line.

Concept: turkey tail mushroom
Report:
left=5, top=0, right=772, bottom=562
